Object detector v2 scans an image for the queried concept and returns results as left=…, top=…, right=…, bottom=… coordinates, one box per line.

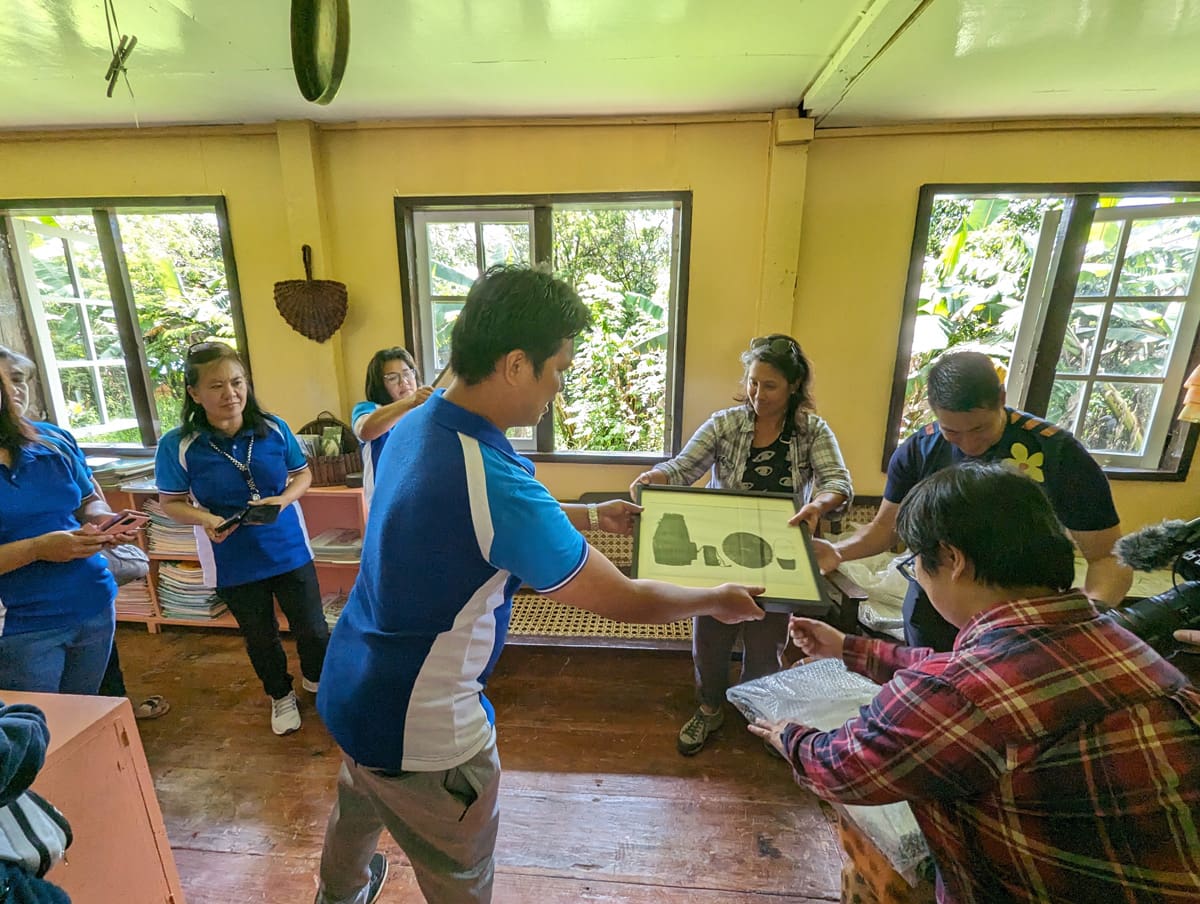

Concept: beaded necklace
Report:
left=207, top=434, right=261, bottom=501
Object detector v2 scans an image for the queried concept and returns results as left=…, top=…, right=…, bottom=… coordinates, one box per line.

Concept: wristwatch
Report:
left=587, top=503, right=600, bottom=531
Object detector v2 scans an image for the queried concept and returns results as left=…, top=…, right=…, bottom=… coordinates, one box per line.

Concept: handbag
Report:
left=100, top=544, right=150, bottom=587
left=0, top=791, right=72, bottom=879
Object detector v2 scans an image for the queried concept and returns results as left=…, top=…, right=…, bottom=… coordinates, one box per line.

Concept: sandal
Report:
left=133, top=695, right=170, bottom=720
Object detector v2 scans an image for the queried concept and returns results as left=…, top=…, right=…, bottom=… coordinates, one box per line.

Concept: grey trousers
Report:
left=693, top=611, right=790, bottom=710
left=315, top=730, right=501, bottom=904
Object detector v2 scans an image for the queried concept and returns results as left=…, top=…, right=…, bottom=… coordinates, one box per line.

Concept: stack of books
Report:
left=145, top=500, right=200, bottom=557
left=89, top=457, right=156, bottom=490
left=157, top=561, right=226, bottom=621
left=322, top=590, right=348, bottom=629
left=310, top=528, right=362, bottom=563
left=115, top=579, right=154, bottom=618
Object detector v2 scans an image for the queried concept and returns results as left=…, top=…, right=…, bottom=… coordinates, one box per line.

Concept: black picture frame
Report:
left=631, top=485, right=832, bottom=616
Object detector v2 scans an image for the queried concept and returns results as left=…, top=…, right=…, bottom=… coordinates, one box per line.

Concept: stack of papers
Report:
left=157, top=561, right=227, bottom=620
left=145, top=499, right=200, bottom=557
left=89, top=457, right=156, bottom=489
left=118, top=474, right=158, bottom=492
left=322, top=590, right=348, bottom=629
left=115, top=578, right=154, bottom=618
left=310, top=528, right=362, bottom=563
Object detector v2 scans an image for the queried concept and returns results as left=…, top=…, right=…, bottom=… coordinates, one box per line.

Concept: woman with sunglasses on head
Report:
left=352, top=348, right=433, bottom=507
left=154, top=342, right=328, bottom=736
left=630, top=333, right=853, bottom=756
left=0, top=357, right=118, bottom=696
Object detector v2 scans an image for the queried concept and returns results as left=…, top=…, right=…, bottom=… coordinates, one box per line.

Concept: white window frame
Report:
left=886, top=184, right=1200, bottom=478
left=9, top=217, right=140, bottom=439
left=2, top=198, right=246, bottom=450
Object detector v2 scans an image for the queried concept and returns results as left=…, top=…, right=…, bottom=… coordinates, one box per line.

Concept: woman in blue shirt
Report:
left=0, top=345, right=169, bottom=719
left=351, top=348, right=432, bottom=506
left=155, top=342, right=327, bottom=736
left=0, top=366, right=117, bottom=695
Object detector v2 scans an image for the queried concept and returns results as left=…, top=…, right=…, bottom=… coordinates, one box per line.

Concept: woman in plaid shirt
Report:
left=630, top=334, right=852, bottom=755
left=754, top=463, right=1200, bottom=903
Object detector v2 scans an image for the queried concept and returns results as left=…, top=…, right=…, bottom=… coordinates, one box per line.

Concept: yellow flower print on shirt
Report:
left=1002, top=443, right=1044, bottom=482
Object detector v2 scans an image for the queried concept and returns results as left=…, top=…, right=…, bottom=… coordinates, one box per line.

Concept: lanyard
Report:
left=208, top=434, right=261, bottom=501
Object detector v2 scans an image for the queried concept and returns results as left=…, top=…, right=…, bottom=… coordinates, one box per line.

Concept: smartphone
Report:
left=216, top=503, right=281, bottom=534
left=215, top=508, right=248, bottom=533
left=241, top=503, right=281, bottom=526
left=98, top=509, right=150, bottom=535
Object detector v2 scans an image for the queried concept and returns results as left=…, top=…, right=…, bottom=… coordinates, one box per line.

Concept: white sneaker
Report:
left=271, top=691, right=301, bottom=735
left=301, top=677, right=319, bottom=694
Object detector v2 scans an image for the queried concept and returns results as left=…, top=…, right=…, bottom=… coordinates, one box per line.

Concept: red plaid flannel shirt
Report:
left=783, top=592, right=1200, bottom=903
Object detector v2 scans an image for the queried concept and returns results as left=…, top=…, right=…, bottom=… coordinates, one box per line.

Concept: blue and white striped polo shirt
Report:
left=154, top=415, right=314, bottom=588
left=319, top=390, right=587, bottom=772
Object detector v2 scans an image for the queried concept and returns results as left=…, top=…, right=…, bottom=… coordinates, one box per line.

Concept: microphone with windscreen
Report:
left=1114, top=517, right=1200, bottom=577
left=1107, top=517, right=1200, bottom=649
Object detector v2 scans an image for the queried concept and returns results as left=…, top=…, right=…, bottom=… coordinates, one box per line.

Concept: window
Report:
left=1, top=198, right=245, bottom=447
left=397, top=193, right=690, bottom=460
left=887, top=184, right=1200, bottom=478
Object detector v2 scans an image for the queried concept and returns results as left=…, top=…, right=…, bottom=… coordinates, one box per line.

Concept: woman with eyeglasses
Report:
left=154, top=342, right=328, bottom=736
left=0, top=357, right=117, bottom=695
left=630, top=333, right=853, bottom=756
left=352, top=348, right=433, bottom=506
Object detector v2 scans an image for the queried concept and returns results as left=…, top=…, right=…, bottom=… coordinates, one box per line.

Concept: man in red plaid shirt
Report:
left=752, top=463, right=1200, bottom=903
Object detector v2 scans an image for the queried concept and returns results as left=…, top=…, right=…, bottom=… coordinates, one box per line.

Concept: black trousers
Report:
left=98, top=642, right=126, bottom=697
left=219, top=561, right=329, bottom=700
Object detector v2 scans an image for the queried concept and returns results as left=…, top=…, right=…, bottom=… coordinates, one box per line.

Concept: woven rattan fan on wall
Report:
left=274, top=245, right=348, bottom=343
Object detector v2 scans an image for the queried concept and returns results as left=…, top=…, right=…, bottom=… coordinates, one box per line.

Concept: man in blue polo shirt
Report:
left=807, top=350, right=1130, bottom=651
left=313, top=266, right=765, bottom=904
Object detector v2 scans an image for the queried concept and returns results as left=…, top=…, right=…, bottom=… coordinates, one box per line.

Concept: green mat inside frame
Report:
left=508, top=593, right=692, bottom=644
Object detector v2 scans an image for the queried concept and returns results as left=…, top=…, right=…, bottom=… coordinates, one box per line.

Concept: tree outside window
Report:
left=404, top=194, right=688, bottom=458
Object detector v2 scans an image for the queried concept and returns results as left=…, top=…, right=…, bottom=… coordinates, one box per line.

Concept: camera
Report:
left=1100, top=581, right=1200, bottom=649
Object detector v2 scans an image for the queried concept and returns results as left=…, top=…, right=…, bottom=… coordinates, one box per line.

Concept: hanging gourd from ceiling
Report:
left=290, top=0, right=350, bottom=105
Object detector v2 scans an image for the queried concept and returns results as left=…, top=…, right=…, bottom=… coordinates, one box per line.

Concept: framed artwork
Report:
left=631, top=485, right=831, bottom=616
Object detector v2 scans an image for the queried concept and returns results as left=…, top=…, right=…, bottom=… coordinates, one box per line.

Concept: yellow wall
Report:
left=795, top=123, right=1200, bottom=530
left=318, top=119, right=776, bottom=497
left=0, top=129, right=341, bottom=423
left=1, top=117, right=1197, bottom=528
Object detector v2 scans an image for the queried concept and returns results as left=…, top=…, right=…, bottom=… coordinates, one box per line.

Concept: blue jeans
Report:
left=0, top=607, right=116, bottom=694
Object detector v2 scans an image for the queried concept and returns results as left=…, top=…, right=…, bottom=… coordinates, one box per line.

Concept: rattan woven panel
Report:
left=581, top=530, right=632, bottom=567
left=509, top=593, right=691, bottom=640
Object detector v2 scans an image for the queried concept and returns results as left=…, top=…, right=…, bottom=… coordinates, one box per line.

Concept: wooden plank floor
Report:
left=117, top=624, right=845, bottom=903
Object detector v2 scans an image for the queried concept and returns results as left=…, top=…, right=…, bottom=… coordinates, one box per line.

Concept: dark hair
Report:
left=181, top=342, right=270, bottom=437
left=895, top=462, right=1075, bottom=592
left=738, top=334, right=814, bottom=423
left=927, top=351, right=1003, bottom=412
left=449, top=265, right=592, bottom=385
left=364, top=347, right=419, bottom=405
left=0, top=366, right=39, bottom=456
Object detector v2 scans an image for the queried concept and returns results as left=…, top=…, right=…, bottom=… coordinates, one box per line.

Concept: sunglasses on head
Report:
left=750, top=336, right=798, bottom=357
left=188, top=340, right=236, bottom=357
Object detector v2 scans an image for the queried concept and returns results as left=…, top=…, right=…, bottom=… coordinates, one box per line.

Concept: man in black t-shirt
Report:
left=804, top=351, right=1131, bottom=650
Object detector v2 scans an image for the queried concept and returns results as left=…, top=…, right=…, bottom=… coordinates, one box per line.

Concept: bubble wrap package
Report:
left=727, top=658, right=932, bottom=884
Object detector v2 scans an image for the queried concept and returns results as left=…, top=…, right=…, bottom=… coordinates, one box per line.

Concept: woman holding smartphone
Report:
left=351, top=347, right=432, bottom=506
left=0, top=346, right=169, bottom=718
left=155, top=342, right=328, bottom=736
left=0, top=361, right=119, bottom=695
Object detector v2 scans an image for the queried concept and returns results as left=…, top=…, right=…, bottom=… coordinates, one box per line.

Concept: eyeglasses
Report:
left=896, top=553, right=918, bottom=583
left=382, top=368, right=417, bottom=385
left=750, top=336, right=798, bottom=357
left=188, top=340, right=235, bottom=357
